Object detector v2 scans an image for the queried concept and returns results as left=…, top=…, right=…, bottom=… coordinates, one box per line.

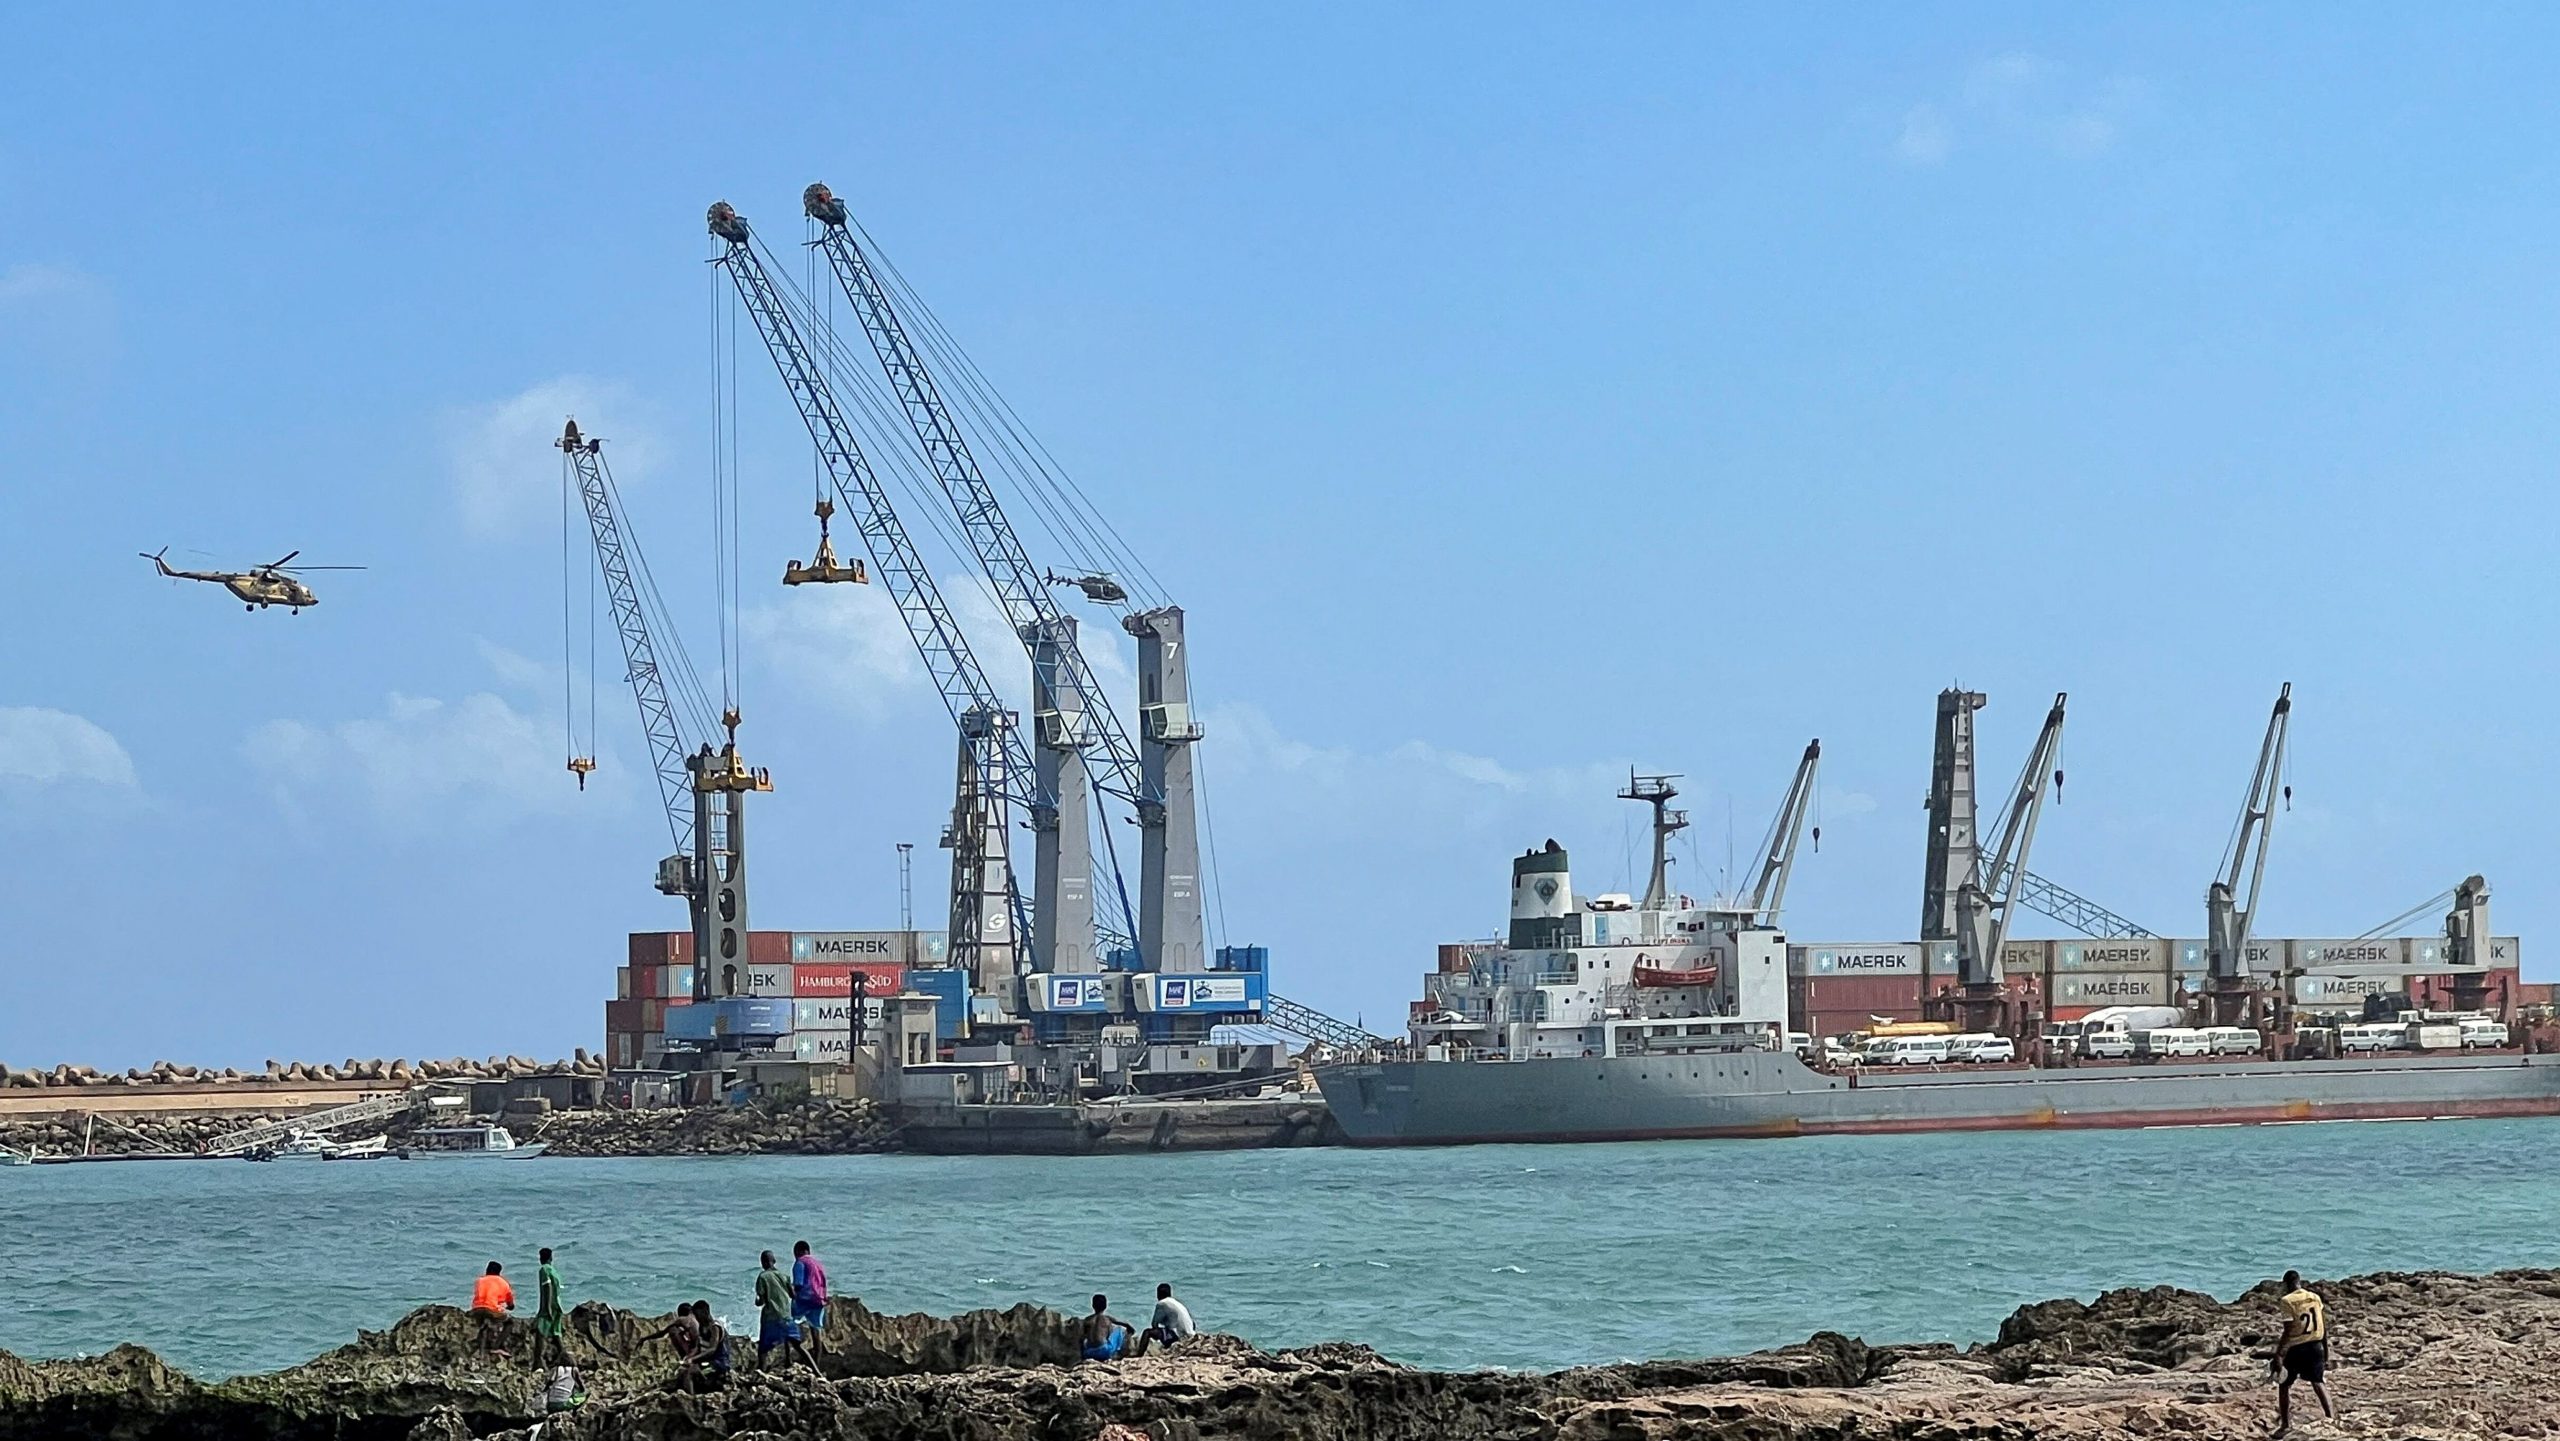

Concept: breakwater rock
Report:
left=534, top=1097, right=899, bottom=1157
left=0, top=1111, right=292, bottom=1157
left=4, top=1266, right=2554, bottom=1438
left=0, top=1054, right=607, bottom=1090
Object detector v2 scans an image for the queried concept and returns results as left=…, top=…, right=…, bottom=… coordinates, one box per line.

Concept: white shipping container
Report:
left=2055, top=940, right=2169, bottom=972
left=2294, top=973, right=2400, bottom=1004
left=2000, top=940, right=2050, bottom=976
left=2288, top=939, right=2408, bottom=974
left=2167, top=940, right=2281, bottom=973
left=741, top=963, right=794, bottom=997
left=2058, top=972, right=2169, bottom=1005
left=616, top=967, right=632, bottom=1001
left=792, top=931, right=940, bottom=964
left=788, top=1029, right=879, bottom=1063
left=791, top=998, right=887, bottom=1031
left=1795, top=943, right=1923, bottom=977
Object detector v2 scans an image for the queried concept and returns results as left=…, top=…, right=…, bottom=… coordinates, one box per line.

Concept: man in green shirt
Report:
left=754, top=1250, right=815, bottom=1371
left=532, top=1248, right=568, bottom=1365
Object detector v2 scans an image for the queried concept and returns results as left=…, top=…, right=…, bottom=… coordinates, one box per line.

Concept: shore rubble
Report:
left=2, top=1266, right=2550, bottom=1439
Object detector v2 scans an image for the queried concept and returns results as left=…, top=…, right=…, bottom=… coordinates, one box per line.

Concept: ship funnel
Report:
left=1509, top=840, right=1579, bottom=950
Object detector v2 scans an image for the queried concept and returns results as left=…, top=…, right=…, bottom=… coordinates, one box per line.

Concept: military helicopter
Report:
left=1041, top=569, right=1129, bottom=604
left=140, top=549, right=363, bottom=612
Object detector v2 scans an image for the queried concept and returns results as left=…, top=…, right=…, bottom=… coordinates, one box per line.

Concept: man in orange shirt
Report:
left=472, top=1260, right=516, bottom=1359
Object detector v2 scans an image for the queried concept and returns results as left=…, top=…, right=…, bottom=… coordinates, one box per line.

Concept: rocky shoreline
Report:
left=2, top=1266, right=2548, bottom=1439
left=530, top=1098, right=898, bottom=1157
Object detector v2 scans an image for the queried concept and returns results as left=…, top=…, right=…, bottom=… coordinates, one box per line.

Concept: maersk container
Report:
left=1999, top=940, right=2050, bottom=976
left=739, top=963, right=793, bottom=998
left=791, top=931, right=908, bottom=963
left=2054, top=940, right=2169, bottom=972
left=2055, top=972, right=2169, bottom=1006
left=2288, top=939, right=2407, bottom=973
left=1795, top=943, right=1923, bottom=977
left=791, top=997, right=887, bottom=1031
left=2293, top=973, right=2401, bottom=1004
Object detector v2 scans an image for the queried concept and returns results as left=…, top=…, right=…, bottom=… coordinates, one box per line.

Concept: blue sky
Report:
left=5, top=6, right=2556, bottom=1067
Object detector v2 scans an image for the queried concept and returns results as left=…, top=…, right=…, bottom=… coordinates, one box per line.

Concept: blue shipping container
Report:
left=1214, top=945, right=1269, bottom=973
left=715, top=998, right=791, bottom=1037
left=904, top=967, right=969, bottom=1040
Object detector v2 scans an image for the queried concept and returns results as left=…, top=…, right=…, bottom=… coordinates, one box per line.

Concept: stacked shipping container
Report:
left=606, top=931, right=939, bottom=1069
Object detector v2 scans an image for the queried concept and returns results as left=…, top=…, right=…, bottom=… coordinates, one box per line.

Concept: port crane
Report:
left=1935, top=693, right=2067, bottom=1031
left=1742, top=740, right=1823, bottom=920
left=557, top=419, right=769, bottom=996
left=2204, top=683, right=2291, bottom=1023
left=1922, top=688, right=2158, bottom=942
left=801, top=182, right=1204, bottom=978
left=706, top=201, right=1034, bottom=991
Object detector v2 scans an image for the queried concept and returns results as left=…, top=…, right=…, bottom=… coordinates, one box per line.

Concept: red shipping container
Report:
left=793, top=962, right=905, bottom=998
left=748, top=931, right=792, bottom=965
left=605, top=999, right=669, bottom=1035
left=1800, top=976, right=1927, bottom=1011
left=630, top=932, right=691, bottom=966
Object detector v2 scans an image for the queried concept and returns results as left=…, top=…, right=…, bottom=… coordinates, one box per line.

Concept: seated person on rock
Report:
left=1130, top=1283, right=1195, bottom=1357
left=1080, top=1293, right=1133, bottom=1362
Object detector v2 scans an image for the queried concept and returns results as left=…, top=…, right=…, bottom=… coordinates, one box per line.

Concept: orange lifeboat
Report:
left=1633, top=961, right=1719, bottom=988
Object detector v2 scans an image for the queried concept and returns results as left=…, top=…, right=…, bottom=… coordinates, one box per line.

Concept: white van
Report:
left=2133, top=1027, right=2211, bottom=1060
left=1866, top=1035, right=1951, bottom=1066
left=2202, top=1026, right=2262, bottom=1057
left=2080, top=1026, right=2136, bottom=1061
left=2459, top=1017, right=2510, bottom=1050
left=2340, top=1022, right=2403, bottom=1054
left=1948, top=1033, right=2015, bottom=1064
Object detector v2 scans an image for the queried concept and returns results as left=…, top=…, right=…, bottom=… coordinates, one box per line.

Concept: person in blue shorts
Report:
left=789, top=1240, right=830, bottom=1359
left=754, top=1251, right=817, bottom=1371
left=1079, top=1293, right=1131, bottom=1362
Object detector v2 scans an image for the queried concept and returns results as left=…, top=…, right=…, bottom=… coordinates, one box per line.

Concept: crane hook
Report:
left=2283, top=783, right=2293, bottom=812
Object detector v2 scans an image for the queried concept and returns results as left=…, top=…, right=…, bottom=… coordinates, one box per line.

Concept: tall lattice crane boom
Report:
left=803, top=187, right=1148, bottom=810
left=706, top=204, right=1037, bottom=813
left=560, top=421, right=696, bottom=887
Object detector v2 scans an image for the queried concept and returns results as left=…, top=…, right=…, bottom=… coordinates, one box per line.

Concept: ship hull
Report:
left=1318, top=1051, right=2560, bottom=1147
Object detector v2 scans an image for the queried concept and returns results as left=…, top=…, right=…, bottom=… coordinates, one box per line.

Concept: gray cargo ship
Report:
left=1320, top=759, right=2547, bottom=1146
left=1322, top=1048, right=2560, bottom=1146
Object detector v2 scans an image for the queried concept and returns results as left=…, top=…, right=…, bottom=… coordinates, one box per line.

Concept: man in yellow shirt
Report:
left=2270, top=1269, right=2334, bottom=1437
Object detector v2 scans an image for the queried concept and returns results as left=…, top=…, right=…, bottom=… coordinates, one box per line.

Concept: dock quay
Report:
left=895, top=1094, right=1339, bottom=1155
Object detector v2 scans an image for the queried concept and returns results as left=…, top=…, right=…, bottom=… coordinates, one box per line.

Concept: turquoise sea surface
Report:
left=5, top=1118, right=2555, bottom=1378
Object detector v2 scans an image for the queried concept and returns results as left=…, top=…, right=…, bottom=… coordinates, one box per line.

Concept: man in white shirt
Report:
left=1132, top=1282, right=1196, bottom=1356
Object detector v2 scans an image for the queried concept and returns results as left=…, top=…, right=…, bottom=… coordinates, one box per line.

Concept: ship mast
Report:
left=1619, top=771, right=1687, bottom=911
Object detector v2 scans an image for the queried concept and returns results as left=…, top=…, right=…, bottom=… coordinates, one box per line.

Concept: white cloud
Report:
left=1964, top=51, right=2054, bottom=109
left=0, top=708, right=137, bottom=788
left=1894, top=104, right=1953, bottom=166
left=1890, top=53, right=2136, bottom=165
left=744, top=569, right=1137, bottom=727
left=244, top=689, right=624, bottom=831
left=448, top=377, right=656, bottom=540
left=1209, top=702, right=1620, bottom=803
left=0, top=263, right=93, bottom=306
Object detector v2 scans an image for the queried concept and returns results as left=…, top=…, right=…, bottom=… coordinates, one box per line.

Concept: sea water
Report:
left=5, top=1117, right=2556, bottom=1377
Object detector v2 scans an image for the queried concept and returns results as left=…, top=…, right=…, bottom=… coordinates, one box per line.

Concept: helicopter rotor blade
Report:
left=279, top=564, right=366, bottom=572
left=266, top=550, right=301, bottom=571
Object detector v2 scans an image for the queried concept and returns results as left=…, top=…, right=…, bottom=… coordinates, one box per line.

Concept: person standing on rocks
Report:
left=2270, top=1269, right=2334, bottom=1437
left=534, top=1247, right=568, bottom=1365
left=1131, top=1283, right=1195, bottom=1357
left=1079, top=1293, right=1132, bottom=1362
left=789, top=1240, right=830, bottom=1358
left=754, top=1251, right=817, bottom=1371
left=471, top=1261, right=516, bottom=1359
